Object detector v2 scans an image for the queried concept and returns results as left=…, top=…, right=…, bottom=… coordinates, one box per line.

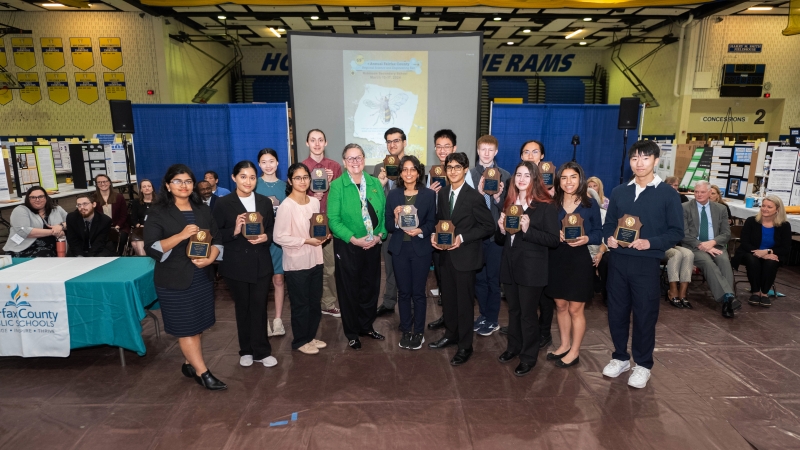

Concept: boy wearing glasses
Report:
left=429, top=152, right=495, bottom=366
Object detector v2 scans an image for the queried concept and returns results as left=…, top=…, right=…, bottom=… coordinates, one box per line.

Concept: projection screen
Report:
left=289, top=32, right=482, bottom=168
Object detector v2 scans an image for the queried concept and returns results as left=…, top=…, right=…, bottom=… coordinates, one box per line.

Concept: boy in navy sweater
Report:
left=601, top=140, right=683, bottom=389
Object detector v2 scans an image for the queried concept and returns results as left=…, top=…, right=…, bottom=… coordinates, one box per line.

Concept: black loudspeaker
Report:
left=618, top=97, right=640, bottom=130
left=109, top=100, right=135, bottom=133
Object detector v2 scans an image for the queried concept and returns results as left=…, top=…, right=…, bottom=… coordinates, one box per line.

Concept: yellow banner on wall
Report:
left=75, top=72, right=98, bottom=104
left=0, top=77, right=12, bottom=105
left=70, top=37, right=94, bottom=71
left=40, top=38, right=65, bottom=71
left=99, top=37, right=123, bottom=70
left=46, top=72, right=70, bottom=105
left=0, top=38, right=7, bottom=67
left=17, top=72, right=42, bottom=105
left=103, top=72, right=126, bottom=100
left=11, top=38, right=36, bottom=71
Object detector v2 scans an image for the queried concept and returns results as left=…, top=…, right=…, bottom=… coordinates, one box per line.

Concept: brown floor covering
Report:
left=2, top=264, right=800, bottom=449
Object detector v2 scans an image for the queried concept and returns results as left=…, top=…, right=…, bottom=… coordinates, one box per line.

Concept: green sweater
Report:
left=328, top=172, right=387, bottom=243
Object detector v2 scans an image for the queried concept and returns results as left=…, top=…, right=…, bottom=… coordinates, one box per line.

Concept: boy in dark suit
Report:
left=429, top=152, right=495, bottom=366
left=65, top=194, right=115, bottom=257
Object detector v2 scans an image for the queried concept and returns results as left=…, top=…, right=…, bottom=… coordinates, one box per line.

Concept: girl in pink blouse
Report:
left=273, top=163, right=331, bottom=355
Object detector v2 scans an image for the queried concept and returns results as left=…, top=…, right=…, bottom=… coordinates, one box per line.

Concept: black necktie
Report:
left=85, top=221, right=92, bottom=250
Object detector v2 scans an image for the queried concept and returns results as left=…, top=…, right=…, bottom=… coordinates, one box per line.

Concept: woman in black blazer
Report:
left=212, top=161, right=276, bottom=369
left=144, top=164, right=225, bottom=391
left=732, top=195, right=793, bottom=308
left=495, top=161, right=560, bottom=377
left=385, top=156, right=437, bottom=350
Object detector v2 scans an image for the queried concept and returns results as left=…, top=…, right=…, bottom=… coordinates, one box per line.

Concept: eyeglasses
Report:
left=28, top=195, right=46, bottom=201
left=169, top=179, right=194, bottom=186
left=435, top=145, right=454, bottom=151
left=446, top=165, right=464, bottom=172
left=292, top=176, right=310, bottom=182
left=96, top=180, right=111, bottom=185
left=345, top=156, right=364, bottom=163
left=522, top=150, right=541, bottom=156
left=386, top=139, right=403, bottom=146
left=76, top=202, right=92, bottom=208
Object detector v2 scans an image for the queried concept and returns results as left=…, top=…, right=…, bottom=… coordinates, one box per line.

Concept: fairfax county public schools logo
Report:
left=1, top=284, right=59, bottom=327
left=4, top=285, right=30, bottom=307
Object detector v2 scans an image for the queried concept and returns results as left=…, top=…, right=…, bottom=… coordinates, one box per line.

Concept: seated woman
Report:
left=709, top=184, right=733, bottom=226
left=130, top=179, right=154, bottom=256
left=3, top=186, right=68, bottom=257
left=94, top=174, right=130, bottom=253
left=665, top=176, right=690, bottom=203
left=733, top=195, right=792, bottom=308
left=587, top=176, right=608, bottom=210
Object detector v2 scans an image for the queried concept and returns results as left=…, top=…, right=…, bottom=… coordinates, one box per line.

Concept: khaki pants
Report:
left=321, top=239, right=338, bottom=309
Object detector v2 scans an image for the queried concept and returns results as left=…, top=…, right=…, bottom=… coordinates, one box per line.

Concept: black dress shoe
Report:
left=498, top=351, right=517, bottom=363
left=499, top=326, right=508, bottom=335
left=546, top=348, right=570, bottom=361
left=722, top=300, right=734, bottom=319
left=427, top=316, right=445, bottom=330
left=348, top=339, right=362, bottom=350
left=376, top=305, right=394, bottom=317
left=359, top=330, right=385, bottom=340
left=748, top=294, right=761, bottom=306
left=555, top=356, right=580, bottom=368
left=428, top=337, right=457, bottom=349
left=182, top=363, right=203, bottom=386
left=514, top=362, right=534, bottom=376
left=199, top=370, right=227, bottom=391
left=668, top=297, right=684, bottom=308
left=539, top=335, right=552, bottom=350
left=680, top=298, right=693, bottom=309
left=450, top=348, right=473, bottom=366
left=760, top=296, right=772, bottom=307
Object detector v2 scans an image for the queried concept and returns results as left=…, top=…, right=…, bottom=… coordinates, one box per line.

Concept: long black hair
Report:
left=155, top=164, right=202, bottom=207
left=285, top=162, right=310, bottom=197
left=232, top=160, right=257, bottom=176
left=394, top=155, right=425, bottom=190
left=24, top=186, right=54, bottom=216
left=553, top=161, right=592, bottom=209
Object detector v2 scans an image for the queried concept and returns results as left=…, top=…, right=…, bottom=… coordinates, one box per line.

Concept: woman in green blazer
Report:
left=328, top=143, right=387, bottom=350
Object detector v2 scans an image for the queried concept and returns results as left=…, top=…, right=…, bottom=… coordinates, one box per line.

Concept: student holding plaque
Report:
left=274, top=163, right=330, bottom=355
left=385, top=155, right=436, bottom=350
left=328, top=143, right=387, bottom=350
left=601, top=141, right=683, bottom=389
left=256, top=148, right=287, bottom=337
left=212, top=161, right=277, bottom=370
left=495, top=161, right=560, bottom=376
left=144, top=164, right=225, bottom=390
left=545, top=162, right=602, bottom=369
left=429, top=152, right=495, bottom=366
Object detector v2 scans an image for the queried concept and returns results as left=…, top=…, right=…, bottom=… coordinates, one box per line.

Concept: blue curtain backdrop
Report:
left=132, top=103, right=290, bottom=194
left=491, top=104, right=638, bottom=192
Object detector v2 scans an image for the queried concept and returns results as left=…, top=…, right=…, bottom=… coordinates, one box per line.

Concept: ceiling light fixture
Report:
left=579, top=41, right=587, bottom=45
left=523, top=29, right=531, bottom=33
left=310, top=15, right=319, bottom=20
left=269, top=27, right=281, bottom=38
left=277, top=28, right=285, bottom=32
left=217, top=15, right=226, bottom=20
left=493, top=17, right=502, bottom=21
left=583, top=17, right=592, bottom=21
left=507, top=41, right=514, bottom=45
left=565, top=29, right=584, bottom=39
left=747, top=6, right=773, bottom=11
left=402, top=16, right=411, bottom=20
left=41, top=3, right=66, bottom=7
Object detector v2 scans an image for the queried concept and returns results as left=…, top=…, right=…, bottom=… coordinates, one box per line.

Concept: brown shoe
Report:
left=298, top=343, right=319, bottom=355
left=310, top=339, right=327, bottom=349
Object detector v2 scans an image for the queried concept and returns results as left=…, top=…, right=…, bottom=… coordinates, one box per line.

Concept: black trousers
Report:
left=505, top=282, right=545, bottom=365
left=539, top=294, right=554, bottom=339
left=334, top=238, right=382, bottom=341
left=393, top=241, right=430, bottom=334
left=440, top=251, right=477, bottom=350
left=226, top=275, right=272, bottom=360
left=743, top=253, right=780, bottom=295
left=285, top=264, right=323, bottom=349
left=432, top=250, right=442, bottom=294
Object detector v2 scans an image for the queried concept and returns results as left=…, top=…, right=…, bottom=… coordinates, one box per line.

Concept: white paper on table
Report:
left=730, top=166, right=744, bottom=177
left=711, top=164, right=729, bottom=172
left=743, top=165, right=750, bottom=178
left=771, top=149, right=799, bottom=170
left=739, top=182, right=748, bottom=195
left=713, top=146, right=732, bottom=157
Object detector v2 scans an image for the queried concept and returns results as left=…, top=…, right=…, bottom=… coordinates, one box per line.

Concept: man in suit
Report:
left=197, top=180, right=218, bottom=210
left=429, top=152, right=495, bottom=366
left=681, top=180, right=737, bottom=318
left=65, top=194, right=115, bottom=257
left=373, top=127, right=406, bottom=317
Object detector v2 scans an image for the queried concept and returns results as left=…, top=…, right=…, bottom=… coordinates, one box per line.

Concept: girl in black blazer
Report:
left=385, top=156, right=437, bottom=350
left=732, top=196, right=793, bottom=308
left=495, top=161, right=560, bottom=377
left=212, top=161, right=277, bottom=369
left=144, top=164, right=225, bottom=391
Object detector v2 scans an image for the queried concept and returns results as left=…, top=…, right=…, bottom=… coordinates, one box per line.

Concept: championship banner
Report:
left=11, top=37, right=35, bottom=71
left=99, top=37, right=122, bottom=70
left=46, top=72, right=70, bottom=105
left=0, top=258, right=117, bottom=357
left=40, top=38, right=65, bottom=71
left=75, top=72, right=98, bottom=104
left=0, top=38, right=7, bottom=67
left=69, top=37, right=93, bottom=71
left=103, top=72, right=126, bottom=100
left=17, top=73, right=41, bottom=105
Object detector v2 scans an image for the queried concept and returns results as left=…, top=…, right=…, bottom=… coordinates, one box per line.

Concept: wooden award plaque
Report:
left=614, top=214, right=642, bottom=248
left=310, top=168, right=328, bottom=193
left=504, top=204, right=522, bottom=234
left=483, top=167, right=501, bottom=195
left=562, top=213, right=585, bottom=243
left=435, top=220, right=455, bottom=249
left=309, top=213, right=329, bottom=239
left=399, top=204, right=419, bottom=231
left=429, top=165, right=447, bottom=188
left=187, top=229, right=212, bottom=259
left=539, top=161, right=555, bottom=187
left=243, top=212, right=264, bottom=240
left=383, top=155, right=399, bottom=181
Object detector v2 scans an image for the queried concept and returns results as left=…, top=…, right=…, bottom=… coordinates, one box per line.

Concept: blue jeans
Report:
left=393, top=240, right=430, bottom=334
left=475, top=238, right=503, bottom=323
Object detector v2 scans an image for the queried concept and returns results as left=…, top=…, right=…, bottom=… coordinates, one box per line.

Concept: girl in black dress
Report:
left=545, top=161, right=602, bottom=368
left=130, top=179, right=154, bottom=256
left=144, top=164, right=225, bottom=390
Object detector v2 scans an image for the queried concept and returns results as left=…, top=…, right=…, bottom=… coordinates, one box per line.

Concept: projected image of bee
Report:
left=363, top=93, right=408, bottom=125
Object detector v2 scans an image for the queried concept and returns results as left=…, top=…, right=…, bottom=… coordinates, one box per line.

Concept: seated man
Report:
left=65, top=194, right=115, bottom=257
left=680, top=180, right=737, bottom=318
left=197, top=180, right=217, bottom=210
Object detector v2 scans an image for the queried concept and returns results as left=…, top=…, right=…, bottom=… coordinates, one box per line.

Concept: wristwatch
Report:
left=768, top=249, right=773, bottom=254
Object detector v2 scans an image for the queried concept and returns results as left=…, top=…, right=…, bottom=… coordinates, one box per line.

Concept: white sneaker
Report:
left=628, top=366, right=651, bottom=389
left=256, top=356, right=278, bottom=367
left=239, top=355, right=253, bottom=367
left=602, top=359, right=631, bottom=378
left=272, top=319, right=285, bottom=336
left=267, top=323, right=274, bottom=337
